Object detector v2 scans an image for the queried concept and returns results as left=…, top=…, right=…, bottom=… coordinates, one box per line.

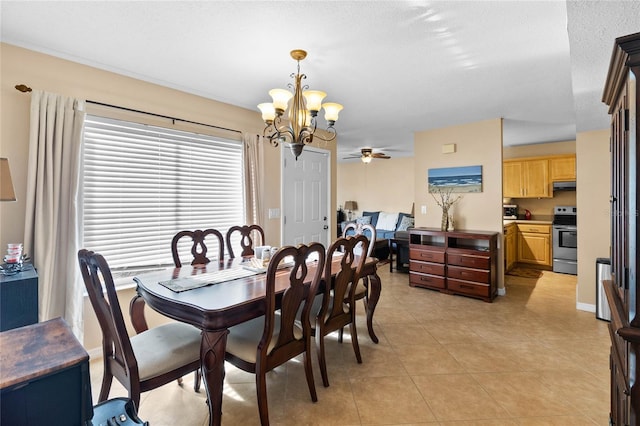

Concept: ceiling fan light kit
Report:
left=258, top=49, right=343, bottom=160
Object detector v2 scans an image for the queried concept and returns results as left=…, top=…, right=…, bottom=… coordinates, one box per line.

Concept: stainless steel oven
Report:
left=552, top=206, right=577, bottom=275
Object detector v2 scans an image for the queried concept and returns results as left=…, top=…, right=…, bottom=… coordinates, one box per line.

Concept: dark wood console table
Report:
left=409, top=228, right=498, bottom=302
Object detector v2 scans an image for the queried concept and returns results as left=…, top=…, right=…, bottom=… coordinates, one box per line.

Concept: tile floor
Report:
left=89, top=266, right=610, bottom=425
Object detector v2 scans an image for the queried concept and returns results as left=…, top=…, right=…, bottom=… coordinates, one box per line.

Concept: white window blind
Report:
left=82, top=115, right=244, bottom=277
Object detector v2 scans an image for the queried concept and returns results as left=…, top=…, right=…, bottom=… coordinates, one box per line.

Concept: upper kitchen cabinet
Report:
left=503, top=158, right=551, bottom=198
left=503, top=154, right=576, bottom=199
left=549, top=154, right=576, bottom=181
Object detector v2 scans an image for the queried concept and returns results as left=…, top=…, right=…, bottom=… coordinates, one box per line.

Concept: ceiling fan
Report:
left=344, top=148, right=391, bottom=163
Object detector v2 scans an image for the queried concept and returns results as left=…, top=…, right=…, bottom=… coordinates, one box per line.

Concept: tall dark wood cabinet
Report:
left=602, top=32, right=640, bottom=425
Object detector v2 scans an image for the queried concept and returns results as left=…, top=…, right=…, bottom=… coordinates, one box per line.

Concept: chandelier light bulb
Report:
left=257, top=103, right=276, bottom=123
left=269, top=89, right=293, bottom=113
left=322, top=102, right=343, bottom=124
left=302, top=90, right=327, bottom=115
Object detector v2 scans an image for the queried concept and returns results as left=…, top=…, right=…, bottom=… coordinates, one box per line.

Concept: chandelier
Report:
left=257, top=49, right=343, bottom=160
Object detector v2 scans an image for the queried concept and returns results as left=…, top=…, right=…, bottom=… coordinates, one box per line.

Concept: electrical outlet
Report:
left=421, top=205, right=427, bottom=214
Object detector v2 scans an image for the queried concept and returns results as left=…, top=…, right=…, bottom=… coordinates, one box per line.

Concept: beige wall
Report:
left=414, top=118, right=505, bottom=289
left=503, top=140, right=576, bottom=159
left=0, top=43, right=338, bottom=351
left=337, top=157, right=415, bottom=216
left=576, top=129, right=610, bottom=307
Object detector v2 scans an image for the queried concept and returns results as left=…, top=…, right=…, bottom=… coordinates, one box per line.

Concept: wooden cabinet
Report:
left=0, top=266, right=38, bottom=331
left=504, top=223, right=517, bottom=272
left=0, top=318, right=93, bottom=425
left=602, top=32, right=640, bottom=425
left=550, top=154, right=576, bottom=181
left=409, top=228, right=498, bottom=302
left=516, top=223, right=551, bottom=267
left=503, top=158, right=551, bottom=198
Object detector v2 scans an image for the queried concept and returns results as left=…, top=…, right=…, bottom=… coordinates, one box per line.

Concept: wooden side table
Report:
left=0, top=317, right=93, bottom=425
left=389, top=238, right=410, bottom=273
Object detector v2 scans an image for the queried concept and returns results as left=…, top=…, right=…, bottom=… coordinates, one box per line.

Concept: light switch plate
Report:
left=268, top=208, right=280, bottom=219
left=421, top=205, right=427, bottom=214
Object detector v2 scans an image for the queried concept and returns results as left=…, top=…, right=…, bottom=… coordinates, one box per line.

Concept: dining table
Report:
left=130, top=254, right=381, bottom=426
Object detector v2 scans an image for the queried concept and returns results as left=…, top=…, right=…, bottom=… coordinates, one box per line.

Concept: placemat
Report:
left=159, top=267, right=259, bottom=292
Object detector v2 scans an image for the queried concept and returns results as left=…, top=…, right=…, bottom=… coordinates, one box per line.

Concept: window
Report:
left=82, top=115, right=244, bottom=282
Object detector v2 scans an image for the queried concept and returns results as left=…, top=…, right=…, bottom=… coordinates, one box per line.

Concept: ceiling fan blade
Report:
left=371, top=153, right=391, bottom=159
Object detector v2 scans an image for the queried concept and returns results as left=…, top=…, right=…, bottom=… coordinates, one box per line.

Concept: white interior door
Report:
left=281, top=146, right=330, bottom=247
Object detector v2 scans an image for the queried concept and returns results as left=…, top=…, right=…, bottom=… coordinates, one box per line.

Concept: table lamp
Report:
left=344, top=200, right=357, bottom=220
left=1, top=158, right=16, bottom=202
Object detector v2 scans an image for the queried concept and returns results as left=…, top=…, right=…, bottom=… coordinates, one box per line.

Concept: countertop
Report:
left=503, top=219, right=552, bottom=226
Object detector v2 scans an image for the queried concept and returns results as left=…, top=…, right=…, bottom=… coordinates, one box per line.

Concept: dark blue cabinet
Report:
left=0, top=266, right=38, bottom=331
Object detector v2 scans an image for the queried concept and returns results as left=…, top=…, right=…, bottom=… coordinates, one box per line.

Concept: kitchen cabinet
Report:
left=516, top=223, right=551, bottom=267
left=550, top=154, right=576, bottom=181
left=504, top=223, right=517, bottom=272
left=409, top=228, right=498, bottom=302
left=503, top=158, right=551, bottom=198
left=602, top=32, right=640, bottom=425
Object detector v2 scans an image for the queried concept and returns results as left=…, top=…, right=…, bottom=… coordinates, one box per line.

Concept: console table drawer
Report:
left=447, top=278, right=489, bottom=298
left=447, top=265, right=490, bottom=283
left=411, top=261, right=445, bottom=276
left=447, top=253, right=490, bottom=269
left=410, top=272, right=446, bottom=289
left=410, top=248, right=445, bottom=263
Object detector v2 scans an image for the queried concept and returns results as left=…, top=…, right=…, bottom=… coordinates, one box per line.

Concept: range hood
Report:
left=553, top=181, right=576, bottom=191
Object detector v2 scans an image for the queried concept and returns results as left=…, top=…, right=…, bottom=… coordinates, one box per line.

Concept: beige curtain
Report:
left=243, top=133, right=265, bottom=226
left=24, top=91, right=85, bottom=339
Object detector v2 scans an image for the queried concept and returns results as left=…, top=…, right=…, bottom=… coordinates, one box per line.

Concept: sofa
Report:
left=340, top=211, right=414, bottom=261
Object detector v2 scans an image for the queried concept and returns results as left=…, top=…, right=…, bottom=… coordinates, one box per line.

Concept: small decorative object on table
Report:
left=1, top=243, right=28, bottom=276
left=430, top=187, right=463, bottom=231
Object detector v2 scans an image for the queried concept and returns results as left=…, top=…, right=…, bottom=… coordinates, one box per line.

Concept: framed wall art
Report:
left=428, top=165, right=482, bottom=193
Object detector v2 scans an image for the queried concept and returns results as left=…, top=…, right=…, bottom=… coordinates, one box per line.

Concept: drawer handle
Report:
left=460, top=284, right=475, bottom=290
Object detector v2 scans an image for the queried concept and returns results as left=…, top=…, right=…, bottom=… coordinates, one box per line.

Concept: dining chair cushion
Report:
left=226, top=315, right=303, bottom=364
left=130, top=322, right=202, bottom=381
left=353, top=280, right=367, bottom=298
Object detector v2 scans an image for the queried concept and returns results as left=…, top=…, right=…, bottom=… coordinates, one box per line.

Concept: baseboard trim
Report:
left=498, top=287, right=506, bottom=296
left=87, top=347, right=102, bottom=359
left=576, top=302, right=596, bottom=313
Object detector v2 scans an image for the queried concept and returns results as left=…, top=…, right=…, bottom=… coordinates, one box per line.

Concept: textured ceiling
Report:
left=1, top=1, right=639, bottom=161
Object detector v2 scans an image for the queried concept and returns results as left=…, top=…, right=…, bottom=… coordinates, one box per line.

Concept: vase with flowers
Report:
left=430, top=187, right=463, bottom=231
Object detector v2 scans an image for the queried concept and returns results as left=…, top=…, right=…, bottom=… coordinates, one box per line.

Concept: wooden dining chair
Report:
left=78, top=249, right=202, bottom=409
left=341, top=223, right=375, bottom=340
left=313, top=234, right=369, bottom=387
left=342, top=222, right=376, bottom=257
left=224, top=243, right=326, bottom=425
left=171, top=228, right=225, bottom=267
left=225, top=224, right=265, bottom=258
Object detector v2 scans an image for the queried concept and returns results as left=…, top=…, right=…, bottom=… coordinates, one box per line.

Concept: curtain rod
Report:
left=15, top=83, right=243, bottom=135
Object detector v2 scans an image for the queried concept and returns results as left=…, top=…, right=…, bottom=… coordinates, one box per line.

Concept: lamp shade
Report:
left=344, top=200, right=357, bottom=211
left=322, top=102, right=343, bottom=122
left=269, top=89, right=293, bottom=112
left=0, top=158, right=16, bottom=202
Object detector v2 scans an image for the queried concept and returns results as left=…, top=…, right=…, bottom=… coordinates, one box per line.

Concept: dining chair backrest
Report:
left=78, top=249, right=140, bottom=388
left=225, top=224, right=265, bottom=258
left=263, top=243, right=326, bottom=360
left=171, top=228, right=225, bottom=267
left=313, top=234, right=369, bottom=387
left=342, top=222, right=376, bottom=257
left=79, top=249, right=202, bottom=408
left=322, top=234, right=369, bottom=320
left=223, top=242, right=326, bottom=425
